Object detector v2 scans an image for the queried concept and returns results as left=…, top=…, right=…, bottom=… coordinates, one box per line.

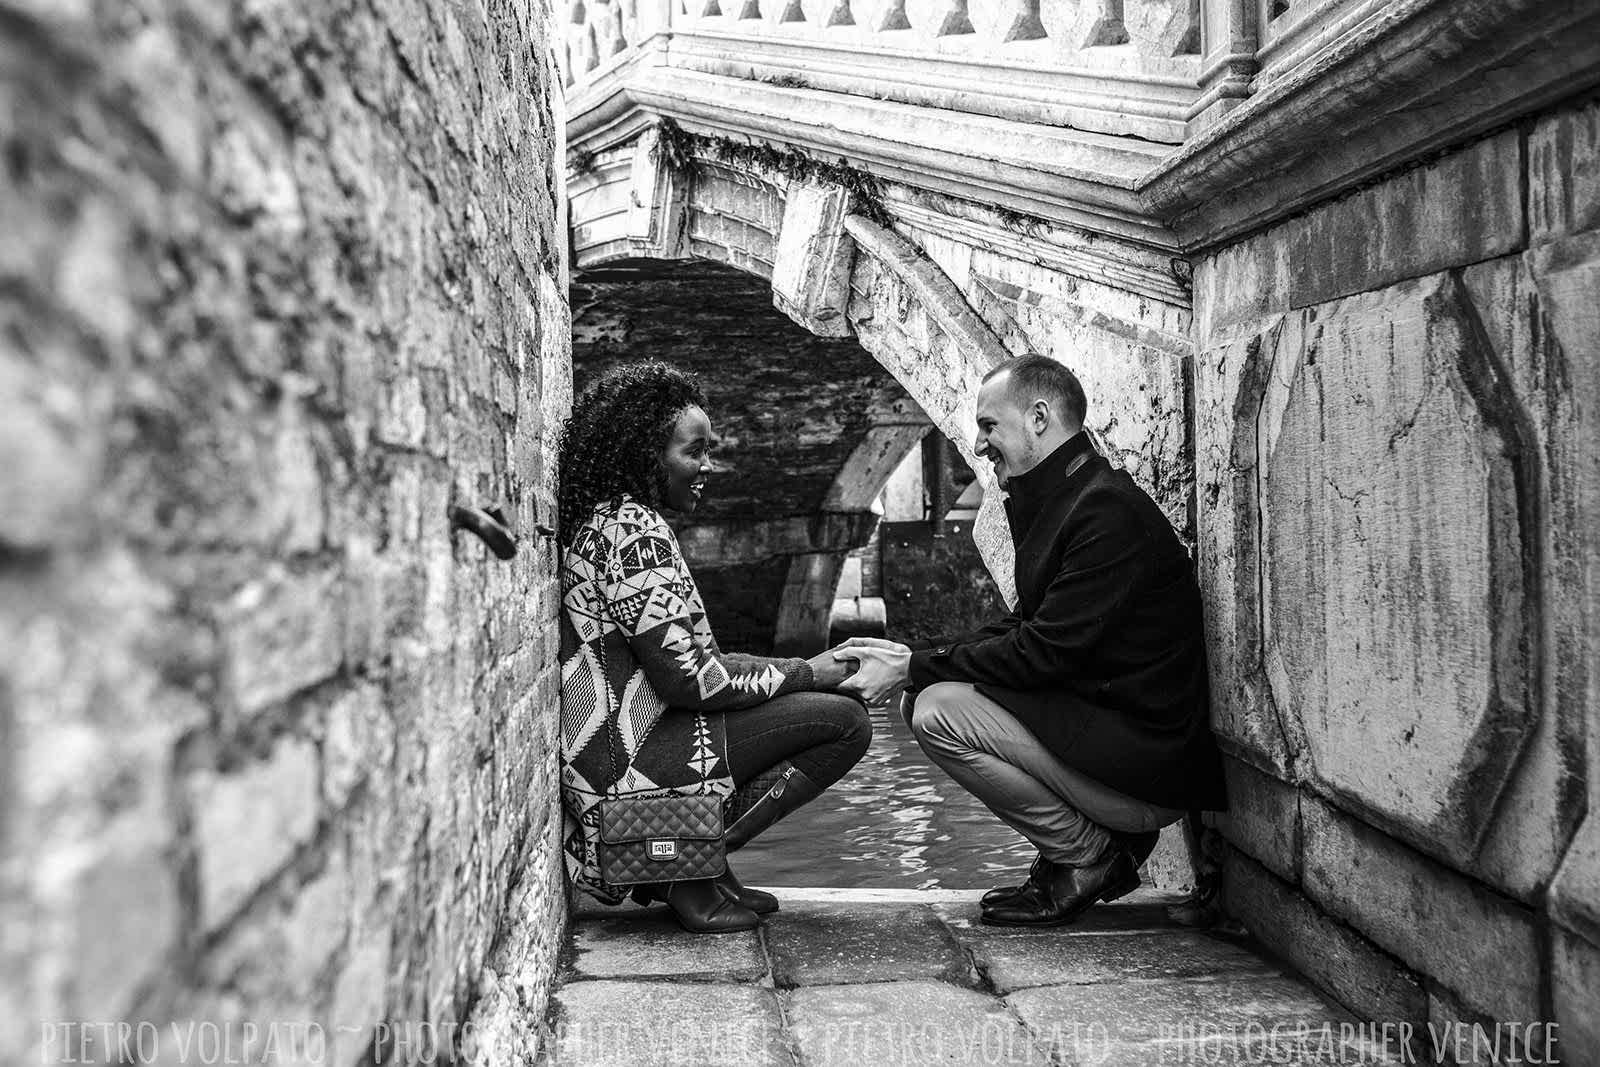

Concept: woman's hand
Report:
left=806, top=651, right=857, bottom=690
left=833, top=640, right=913, bottom=705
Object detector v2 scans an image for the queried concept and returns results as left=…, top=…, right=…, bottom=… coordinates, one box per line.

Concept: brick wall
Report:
left=0, top=1, right=570, bottom=1063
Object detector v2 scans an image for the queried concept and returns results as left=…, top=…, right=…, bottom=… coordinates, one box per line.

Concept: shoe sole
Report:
left=671, top=921, right=761, bottom=933
left=978, top=904, right=1098, bottom=928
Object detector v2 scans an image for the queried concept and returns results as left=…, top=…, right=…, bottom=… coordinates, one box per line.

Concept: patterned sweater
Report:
left=558, top=495, right=814, bottom=901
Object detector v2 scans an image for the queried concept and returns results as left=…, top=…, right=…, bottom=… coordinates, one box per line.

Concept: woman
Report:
left=556, top=360, right=870, bottom=933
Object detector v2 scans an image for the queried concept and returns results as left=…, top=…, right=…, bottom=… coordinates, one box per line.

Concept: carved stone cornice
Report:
left=1143, top=0, right=1600, bottom=250
left=668, top=31, right=1198, bottom=142
left=568, top=64, right=1179, bottom=249
left=567, top=0, right=1600, bottom=260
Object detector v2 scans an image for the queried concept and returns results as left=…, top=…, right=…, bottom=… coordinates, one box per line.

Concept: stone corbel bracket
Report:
left=623, top=125, right=689, bottom=260
left=842, top=213, right=1024, bottom=604
left=771, top=180, right=856, bottom=338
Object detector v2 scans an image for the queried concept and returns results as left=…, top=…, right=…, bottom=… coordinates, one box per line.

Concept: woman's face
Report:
left=660, top=404, right=714, bottom=513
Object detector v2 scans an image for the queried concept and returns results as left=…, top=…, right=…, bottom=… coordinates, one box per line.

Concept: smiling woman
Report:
left=660, top=404, right=714, bottom=512
left=554, top=360, right=873, bottom=934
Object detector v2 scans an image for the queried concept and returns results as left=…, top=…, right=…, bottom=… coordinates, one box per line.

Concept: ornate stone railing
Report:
left=562, top=0, right=1393, bottom=151
left=564, top=0, right=1598, bottom=251
left=564, top=0, right=1203, bottom=144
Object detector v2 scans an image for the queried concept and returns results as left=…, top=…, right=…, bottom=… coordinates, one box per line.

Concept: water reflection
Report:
left=733, top=700, right=1037, bottom=889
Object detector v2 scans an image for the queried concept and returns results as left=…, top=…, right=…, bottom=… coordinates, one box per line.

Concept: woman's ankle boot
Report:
left=714, top=864, right=779, bottom=914
left=663, top=878, right=759, bottom=933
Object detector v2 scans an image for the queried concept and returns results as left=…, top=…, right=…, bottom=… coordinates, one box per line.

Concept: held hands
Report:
left=804, top=650, right=857, bottom=690
left=830, top=637, right=913, bottom=706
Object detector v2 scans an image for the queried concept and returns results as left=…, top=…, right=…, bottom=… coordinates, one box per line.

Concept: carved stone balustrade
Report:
left=563, top=0, right=1599, bottom=253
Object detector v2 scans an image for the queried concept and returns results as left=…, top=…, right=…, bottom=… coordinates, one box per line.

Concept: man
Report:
left=836, top=354, right=1226, bottom=927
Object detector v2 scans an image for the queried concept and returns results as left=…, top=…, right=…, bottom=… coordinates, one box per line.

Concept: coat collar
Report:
left=1003, top=431, right=1097, bottom=533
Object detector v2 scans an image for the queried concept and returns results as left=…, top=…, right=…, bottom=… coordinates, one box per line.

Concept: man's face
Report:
left=973, top=372, right=1042, bottom=485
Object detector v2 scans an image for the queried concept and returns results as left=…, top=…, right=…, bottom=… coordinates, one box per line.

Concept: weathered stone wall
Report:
left=0, top=1, right=570, bottom=1063
left=1195, top=98, right=1600, bottom=1057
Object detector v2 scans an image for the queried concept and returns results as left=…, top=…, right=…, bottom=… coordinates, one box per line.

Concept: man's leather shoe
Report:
left=980, top=850, right=1138, bottom=927
left=984, top=833, right=1152, bottom=911
left=981, top=854, right=1046, bottom=909
left=714, top=865, right=779, bottom=915
left=633, top=879, right=759, bottom=933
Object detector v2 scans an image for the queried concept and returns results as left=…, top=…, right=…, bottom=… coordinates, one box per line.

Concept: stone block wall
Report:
left=0, top=1, right=570, bottom=1063
left=1194, top=97, right=1600, bottom=1059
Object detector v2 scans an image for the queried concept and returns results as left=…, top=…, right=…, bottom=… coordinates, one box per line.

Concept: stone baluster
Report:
left=607, top=4, right=628, bottom=53
left=1160, top=0, right=1202, bottom=55
left=632, top=0, right=673, bottom=37
left=874, top=0, right=910, bottom=30
left=583, top=23, right=600, bottom=69
left=1081, top=0, right=1129, bottom=45
left=934, top=0, right=974, bottom=36
left=826, top=0, right=855, bottom=27
left=1192, top=0, right=1259, bottom=130
left=1000, top=0, right=1045, bottom=41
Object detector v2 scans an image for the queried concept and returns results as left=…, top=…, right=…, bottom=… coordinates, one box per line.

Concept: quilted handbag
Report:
left=596, top=794, right=727, bottom=887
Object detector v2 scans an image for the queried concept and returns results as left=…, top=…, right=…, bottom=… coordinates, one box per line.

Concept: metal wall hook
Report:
left=448, top=504, right=518, bottom=560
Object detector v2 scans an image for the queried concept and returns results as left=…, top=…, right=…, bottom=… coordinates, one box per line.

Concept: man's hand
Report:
left=833, top=639, right=912, bottom=705
left=805, top=650, right=856, bottom=690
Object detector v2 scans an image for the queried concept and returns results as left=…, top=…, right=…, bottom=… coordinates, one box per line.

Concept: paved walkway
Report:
left=542, top=887, right=1399, bottom=1066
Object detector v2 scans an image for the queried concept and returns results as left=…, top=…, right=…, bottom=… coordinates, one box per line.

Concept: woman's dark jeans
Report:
left=722, top=690, right=872, bottom=791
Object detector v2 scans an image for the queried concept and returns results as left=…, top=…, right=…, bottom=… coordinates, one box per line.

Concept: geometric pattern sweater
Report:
left=558, top=495, right=813, bottom=902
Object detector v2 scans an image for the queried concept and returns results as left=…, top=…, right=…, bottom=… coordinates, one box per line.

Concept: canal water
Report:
left=732, top=698, right=1037, bottom=890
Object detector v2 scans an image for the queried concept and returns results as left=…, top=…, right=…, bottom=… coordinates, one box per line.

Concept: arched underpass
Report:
left=570, top=257, right=933, bottom=655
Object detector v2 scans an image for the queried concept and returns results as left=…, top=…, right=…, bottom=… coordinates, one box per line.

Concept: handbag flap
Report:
left=599, top=795, right=724, bottom=844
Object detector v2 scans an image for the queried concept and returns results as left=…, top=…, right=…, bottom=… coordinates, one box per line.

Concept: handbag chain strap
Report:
left=596, top=505, right=622, bottom=801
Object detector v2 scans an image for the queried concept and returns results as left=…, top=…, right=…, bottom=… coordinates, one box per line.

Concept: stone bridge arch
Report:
left=569, top=124, right=1028, bottom=639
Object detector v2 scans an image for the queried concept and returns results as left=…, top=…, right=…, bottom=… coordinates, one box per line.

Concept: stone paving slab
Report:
left=544, top=891, right=1393, bottom=1066
left=1006, top=975, right=1383, bottom=1065
left=567, top=908, right=768, bottom=983
left=546, top=980, right=789, bottom=1066
left=971, top=930, right=1281, bottom=995
left=765, top=899, right=978, bottom=987
left=784, top=980, right=1049, bottom=1066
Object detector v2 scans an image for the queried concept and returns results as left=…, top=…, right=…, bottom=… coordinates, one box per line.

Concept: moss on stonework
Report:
left=653, top=117, right=895, bottom=229
left=991, top=205, right=1045, bottom=236
left=653, top=118, right=699, bottom=175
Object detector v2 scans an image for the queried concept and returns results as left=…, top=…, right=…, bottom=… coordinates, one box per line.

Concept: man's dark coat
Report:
left=907, top=431, right=1227, bottom=812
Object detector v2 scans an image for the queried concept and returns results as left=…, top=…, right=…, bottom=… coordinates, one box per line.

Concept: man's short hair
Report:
left=984, top=354, right=1087, bottom=428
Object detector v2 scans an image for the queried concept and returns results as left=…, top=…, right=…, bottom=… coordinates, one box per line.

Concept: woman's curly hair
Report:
left=558, top=360, right=706, bottom=545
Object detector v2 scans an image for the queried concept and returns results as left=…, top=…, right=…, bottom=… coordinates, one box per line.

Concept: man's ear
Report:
left=1030, top=399, right=1052, bottom=433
